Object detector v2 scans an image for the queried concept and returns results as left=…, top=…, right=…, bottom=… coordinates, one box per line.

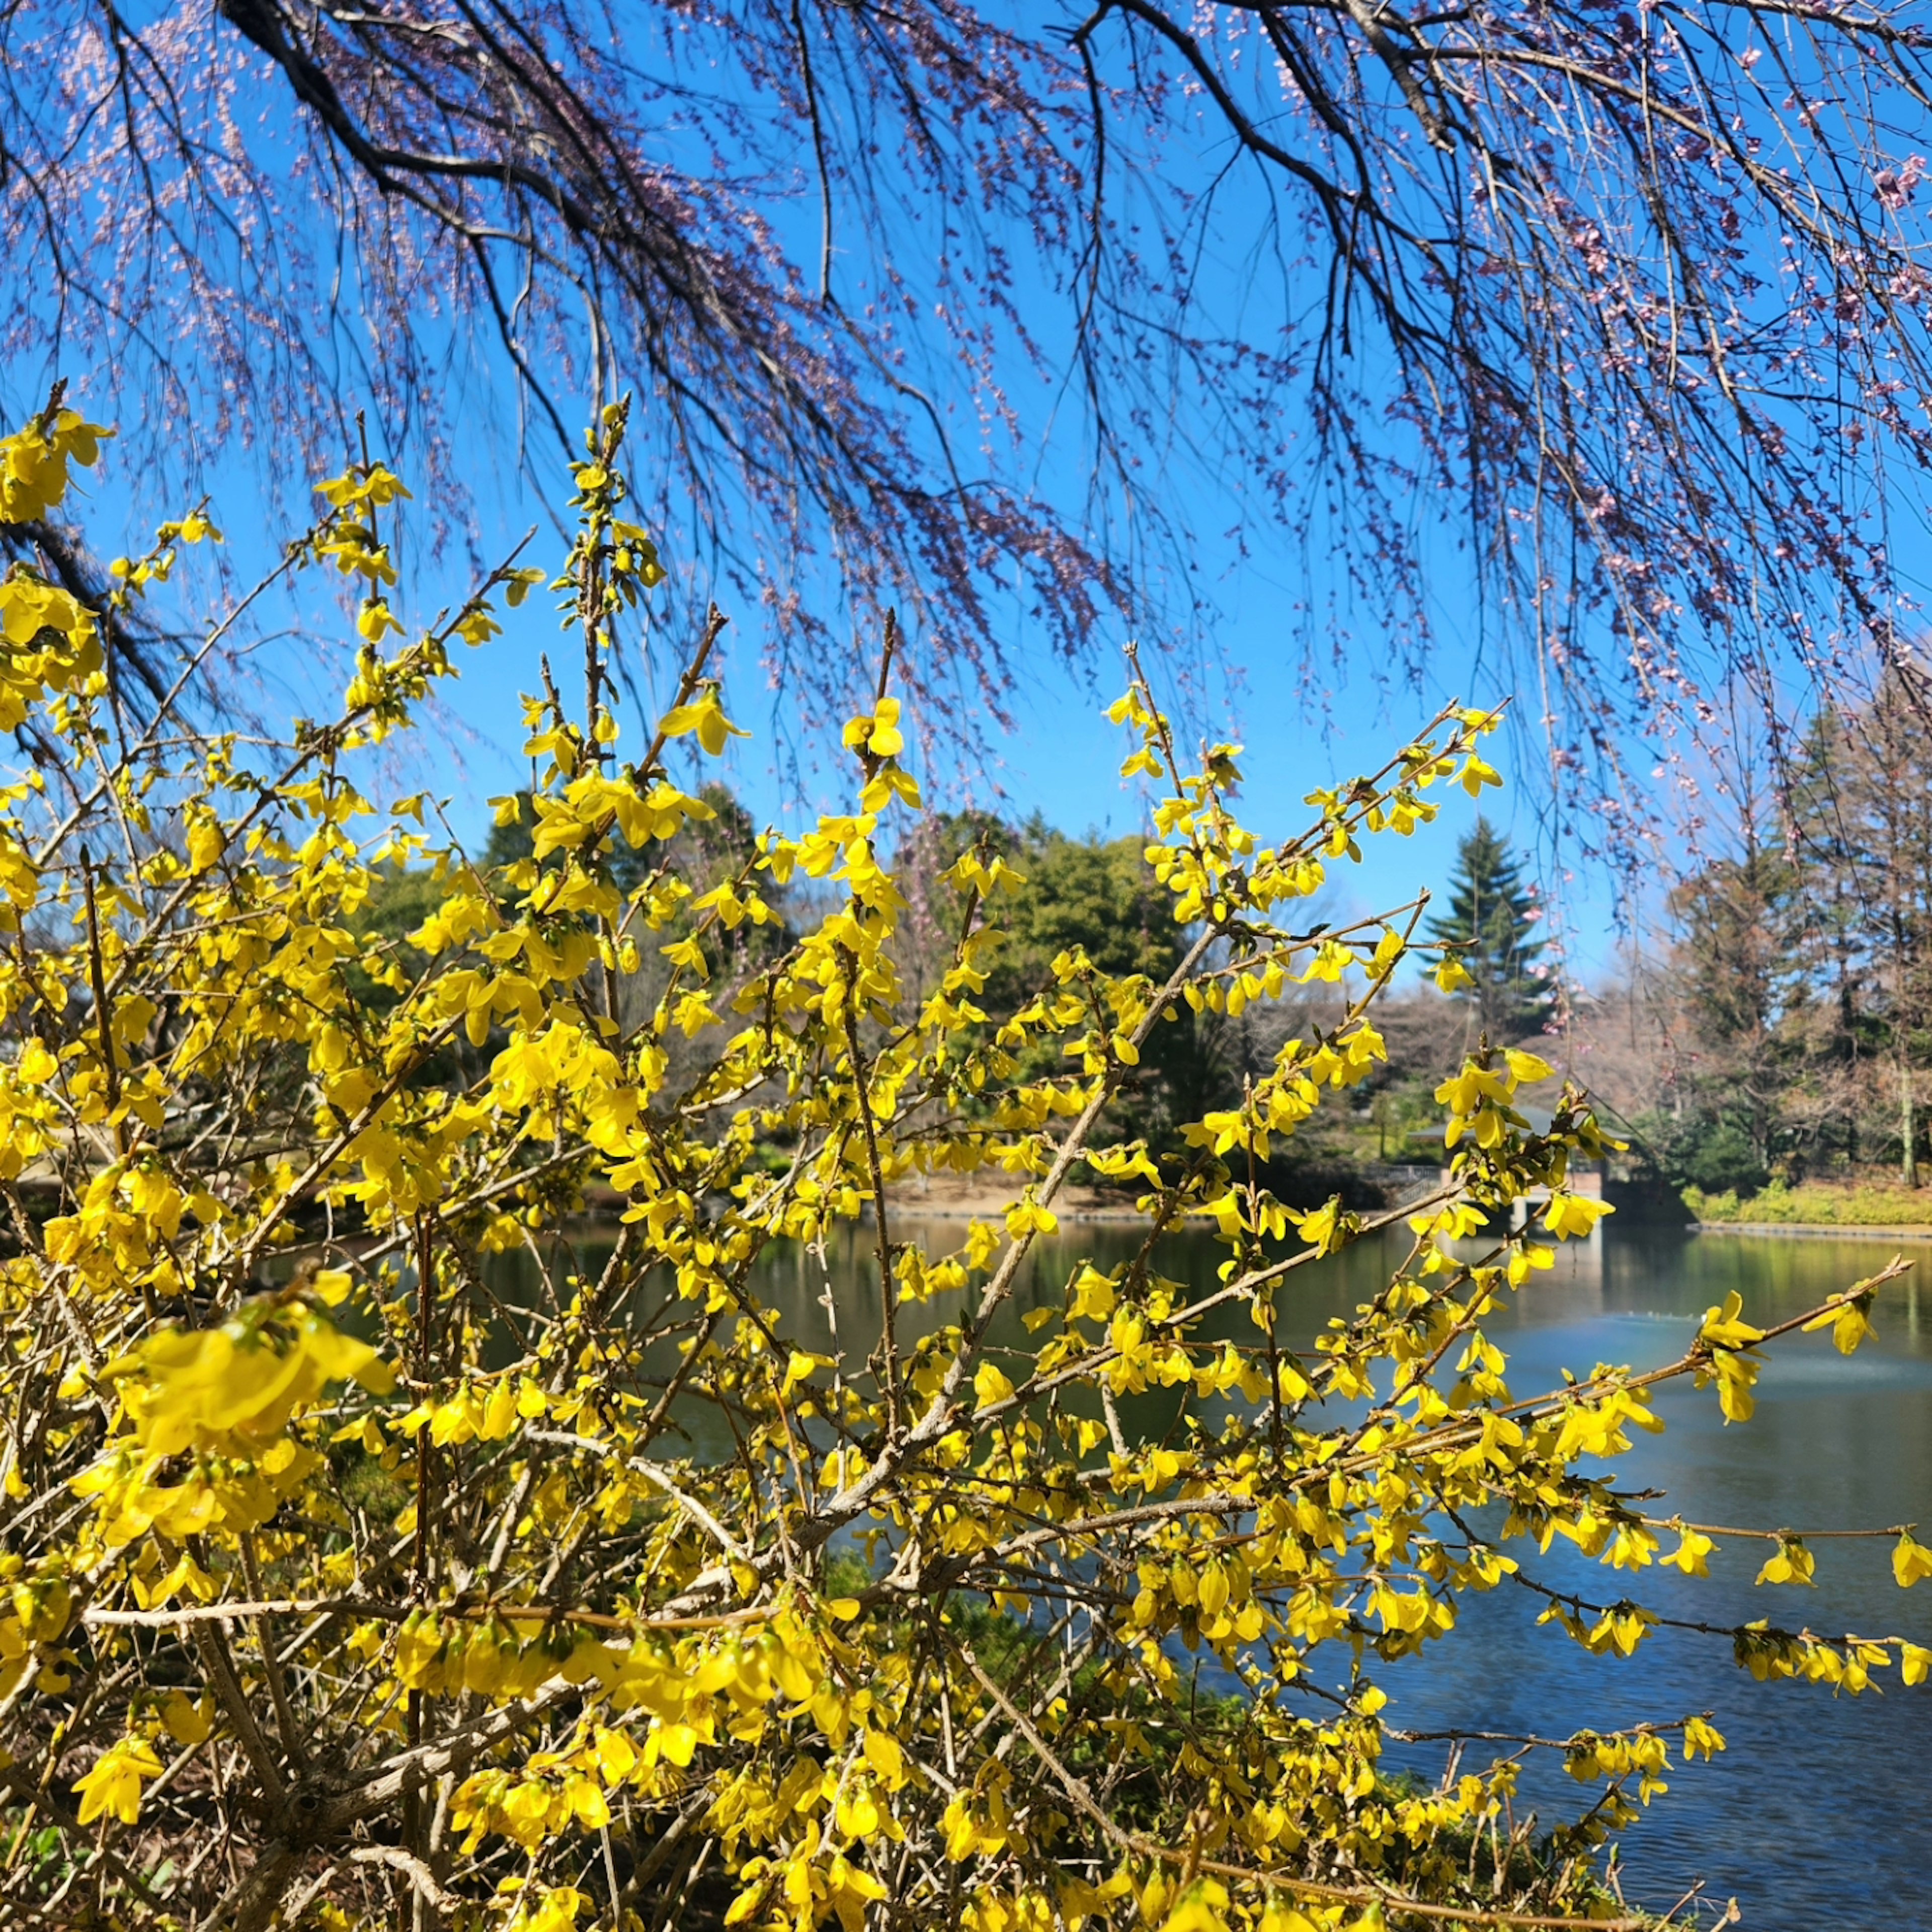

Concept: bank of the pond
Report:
left=1683, top=1179, right=1932, bottom=1232
left=1693, top=1220, right=1932, bottom=1240
left=836, top=1162, right=1450, bottom=1226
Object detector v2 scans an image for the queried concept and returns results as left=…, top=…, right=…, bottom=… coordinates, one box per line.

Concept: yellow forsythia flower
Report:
left=1755, top=1538, right=1815, bottom=1587
left=160, top=1688, right=214, bottom=1745
left=841, top=696, right=905, bottom=758
left=1004, top=1197, right=1057, bottom=1238
left=1894, top=1533, right=1932, bottom=1588
left=973, top=1362, right=1017, bottom=1412
left=1544, top=1191, right=1612, bottom=1239
left=73, top=1735, right=165, bottom=1826
left=107, top=1307, right=393, bottom=1459
left=661, top=685, right=747, bottom=756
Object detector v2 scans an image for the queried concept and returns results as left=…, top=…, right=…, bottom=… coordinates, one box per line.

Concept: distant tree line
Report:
left=354, top=794, right=1558, bottom=1205
left=1579, top=666, right=1932, bottom=1195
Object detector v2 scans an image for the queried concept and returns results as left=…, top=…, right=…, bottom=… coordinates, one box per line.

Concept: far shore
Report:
left=1691, top=1219, right=1932, bottom=1242
left=887, top=1176, right=1149, bottom=1225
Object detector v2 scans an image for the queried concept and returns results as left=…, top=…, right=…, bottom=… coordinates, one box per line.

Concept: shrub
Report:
left=1678, top=1121, right=1770, bottom=1196
left=1686, top=1180, right=1932, bottom=1228
left=1630, top=1110, right=1768, bottom=1197
left=0, top=394, right=1923, bottom=1932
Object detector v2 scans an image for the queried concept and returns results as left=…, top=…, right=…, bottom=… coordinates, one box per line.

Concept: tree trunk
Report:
left=1903, top=1065, right=1919, bottom=1189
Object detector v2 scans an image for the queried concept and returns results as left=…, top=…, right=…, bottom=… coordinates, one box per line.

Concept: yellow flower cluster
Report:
left=0, top=390, right=1916, bottom=1932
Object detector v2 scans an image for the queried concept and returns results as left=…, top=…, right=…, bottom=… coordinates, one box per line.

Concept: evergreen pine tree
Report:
left=1425, top=817, right=1556, bottom=1040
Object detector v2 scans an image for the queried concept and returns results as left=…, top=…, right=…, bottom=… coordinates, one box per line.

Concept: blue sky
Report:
left=0, top=24, right=1697, bottom=988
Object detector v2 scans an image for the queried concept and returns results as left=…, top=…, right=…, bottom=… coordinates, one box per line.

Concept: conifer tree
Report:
left=1427, top=816, right=1555, bottom=1041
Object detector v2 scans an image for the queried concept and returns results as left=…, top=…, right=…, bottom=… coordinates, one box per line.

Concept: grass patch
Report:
left=1685, top=1178, right=1932, bottom=1226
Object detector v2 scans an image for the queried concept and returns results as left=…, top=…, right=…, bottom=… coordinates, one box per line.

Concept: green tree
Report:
left=1662, top=831, right=1796, bottom=1185
left=1021, top=834, right=1211, bottom=1117
left=910, top=817, right=1223, bottom=1157
left=1781, top=708, right=1875, bottom=1173
left=1636, top=690, right=1932, bottom=1195
left=1798, top=670, right=1932, bottom=1186
left=1425, top=817, right=1555, bottom=1042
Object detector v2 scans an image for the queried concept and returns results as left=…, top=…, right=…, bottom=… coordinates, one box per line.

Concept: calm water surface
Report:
left=521, top=1221, right=1932, bottom=1928
left=1343, top=1227, right=1932, bottom=1931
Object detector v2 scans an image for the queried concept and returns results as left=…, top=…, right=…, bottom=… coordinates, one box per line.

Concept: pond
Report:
left=1344, top=1225, right=1932, bottom=1931
left=510, top=1218, right=1932, bottom=1927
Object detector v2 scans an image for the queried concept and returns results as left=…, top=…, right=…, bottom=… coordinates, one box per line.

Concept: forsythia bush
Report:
left=0, top=390, right=1921, bottom=1932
